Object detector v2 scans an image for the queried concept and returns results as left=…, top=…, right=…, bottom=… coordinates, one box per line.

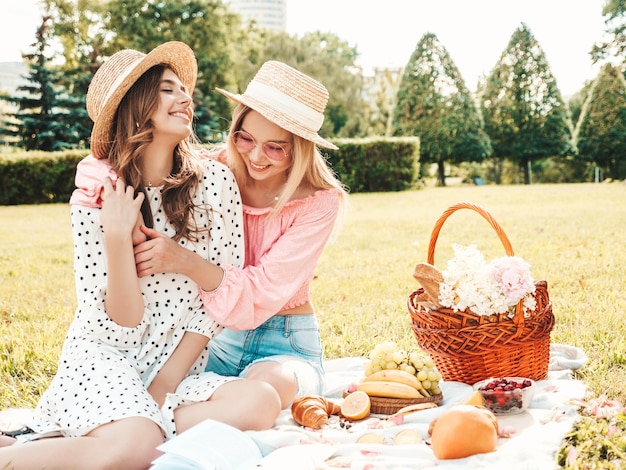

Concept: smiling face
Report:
left=149, top=68, right=194, bottom=144
left=236, top=110, right=293, bottom=184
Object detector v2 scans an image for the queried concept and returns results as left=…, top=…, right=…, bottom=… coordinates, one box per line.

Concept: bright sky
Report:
left=0, top=0, right=608, bottom=96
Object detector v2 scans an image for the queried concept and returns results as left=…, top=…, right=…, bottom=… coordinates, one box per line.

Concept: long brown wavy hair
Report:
left=106, top=65, right=204, bottom=242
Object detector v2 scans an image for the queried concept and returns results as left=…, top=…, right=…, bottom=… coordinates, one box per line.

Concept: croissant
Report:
left=291, top=395, right=341, bottom=429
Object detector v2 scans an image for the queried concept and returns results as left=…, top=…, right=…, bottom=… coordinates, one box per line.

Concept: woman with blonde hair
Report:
left=72, top=60, right=348, bottom=410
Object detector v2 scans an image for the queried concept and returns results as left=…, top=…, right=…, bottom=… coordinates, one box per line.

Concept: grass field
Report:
left=1, top=182, right=625, bottom=410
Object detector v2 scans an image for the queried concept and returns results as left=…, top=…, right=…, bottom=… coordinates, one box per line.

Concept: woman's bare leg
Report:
left=0, top=417, right=163, bottom=470
left=244, top=362, right=298, bottom=409
left=0, top=435, right=16, bottom=447
left=174, top=379, right=281, bottom=433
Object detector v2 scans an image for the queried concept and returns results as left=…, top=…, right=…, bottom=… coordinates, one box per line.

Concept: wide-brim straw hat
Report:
left=216, top=61, right=337, bottom=150
left=86, top=41, right=197, bottom=159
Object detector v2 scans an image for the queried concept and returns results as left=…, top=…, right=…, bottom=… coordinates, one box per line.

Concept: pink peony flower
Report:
left=490, top=256, right=535, bottom=305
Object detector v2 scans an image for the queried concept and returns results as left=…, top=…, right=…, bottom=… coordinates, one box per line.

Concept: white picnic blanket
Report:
left=1, top=344, right=588, bottom=469
left=249, top=344, right=587, bottom=469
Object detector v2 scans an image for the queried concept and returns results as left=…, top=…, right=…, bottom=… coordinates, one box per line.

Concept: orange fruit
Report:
left=341, top=390, right=371, bottom=420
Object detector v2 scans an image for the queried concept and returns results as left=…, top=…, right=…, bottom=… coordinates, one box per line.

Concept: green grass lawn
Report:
left=1, top=182, right=625, bottom=410
left=0, top=183, right=626, bottom=470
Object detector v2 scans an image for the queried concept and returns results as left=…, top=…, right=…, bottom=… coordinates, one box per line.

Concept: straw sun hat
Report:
left=216, top=61, right=337, bottom=150
left=86, top=41, right=198, bottom=159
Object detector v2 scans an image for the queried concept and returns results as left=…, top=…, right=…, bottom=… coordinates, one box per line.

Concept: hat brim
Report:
left=90, top=42, right=198, bottom=159
left=216, top=87, right=338, bottom=150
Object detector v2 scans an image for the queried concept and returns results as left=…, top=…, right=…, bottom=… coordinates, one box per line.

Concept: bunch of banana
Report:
left=356, top=369, right=431, bottom=399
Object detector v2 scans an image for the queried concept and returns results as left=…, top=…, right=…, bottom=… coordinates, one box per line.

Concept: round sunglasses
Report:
left=232, top=130, right=291, bottom=161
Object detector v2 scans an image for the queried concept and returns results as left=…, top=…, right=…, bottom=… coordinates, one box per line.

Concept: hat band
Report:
left=245, top=81, right=324, bottom=132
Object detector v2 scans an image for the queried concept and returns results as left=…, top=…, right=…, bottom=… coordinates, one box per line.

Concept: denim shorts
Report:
left=205, top=314, right=325, bottom=396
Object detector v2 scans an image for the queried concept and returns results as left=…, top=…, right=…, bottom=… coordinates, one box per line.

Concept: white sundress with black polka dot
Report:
left=35, top=159, right=244, bottom=439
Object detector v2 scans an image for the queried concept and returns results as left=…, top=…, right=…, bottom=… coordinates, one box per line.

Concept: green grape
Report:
left=401, top=364, right=416, bottom=375
left=385, top=361, right=398, bottom=370
left=421, top=379, right=432, bottom=390
left=392, top=350, right=407, bottom=364
left=427, top=370, right=439, bottom=382
left=416, top=370, right=428, bottom=381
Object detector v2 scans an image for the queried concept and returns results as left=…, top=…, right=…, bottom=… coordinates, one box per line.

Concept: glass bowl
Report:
left=473, top=377, right=535, bottom=415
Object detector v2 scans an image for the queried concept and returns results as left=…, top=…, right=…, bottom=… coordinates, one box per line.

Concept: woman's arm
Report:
left=70, top=154, right=118, bottom=207
left=100, top=177, right=145, bottom=327
left=200, top=190, right=341, bottom=330
left=133, top=226, right=225, bottom=291
left=147, top=331, right=209, bottom=406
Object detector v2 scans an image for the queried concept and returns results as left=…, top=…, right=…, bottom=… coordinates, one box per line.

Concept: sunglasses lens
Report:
left=233, top=131, right=288, bottom=160
left=263, top=143, right=287, bottom=161
left=233, top=131, right=255, bottom=151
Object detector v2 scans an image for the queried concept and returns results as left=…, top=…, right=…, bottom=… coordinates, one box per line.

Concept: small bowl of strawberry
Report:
left=473, top=377, right=535, bottom=415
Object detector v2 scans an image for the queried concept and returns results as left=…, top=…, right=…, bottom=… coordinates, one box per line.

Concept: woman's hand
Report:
left=100, top=177, right=144, bottom=241
left=134, top=226, right=188, bottom=277
left=134, top=225, right=225, bottom=291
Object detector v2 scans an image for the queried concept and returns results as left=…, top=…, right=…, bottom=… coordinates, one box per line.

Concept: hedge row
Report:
left=0, top=138, right=420, bottom=205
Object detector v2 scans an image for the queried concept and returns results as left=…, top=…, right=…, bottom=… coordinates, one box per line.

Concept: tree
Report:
left=591, top=0, right=626, bottom=67
left=575, top=63, right=626, bottom=180
left=0, top=15, right=88, bottom=150
left=44, top=0, right=244, bottom=143
left=480, top=23, right=575, bottom=184
left=366, top=67, right=403, bottom=137
left=392, top=33, right=491, bottom=186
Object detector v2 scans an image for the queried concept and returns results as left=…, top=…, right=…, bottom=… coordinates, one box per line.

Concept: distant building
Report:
left=228, top=0, right=287, bottom=32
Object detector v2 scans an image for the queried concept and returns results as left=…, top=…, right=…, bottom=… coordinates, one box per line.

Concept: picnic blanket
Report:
left=0, top=344, right=588, bottom=469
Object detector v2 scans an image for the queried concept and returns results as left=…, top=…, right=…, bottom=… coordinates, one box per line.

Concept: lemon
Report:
left=356, top=432, right=384, bottom=444
left=393, top=429, right=423, bottom=445
left=341, top=390, right=371, bottom=420
left=463, top=390, right=485, bottom=407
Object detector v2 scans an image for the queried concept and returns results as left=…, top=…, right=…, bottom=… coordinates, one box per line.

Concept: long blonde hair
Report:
left=107, top=65, right=204, bottom=241
left=226, top=105, right=348, bottom=215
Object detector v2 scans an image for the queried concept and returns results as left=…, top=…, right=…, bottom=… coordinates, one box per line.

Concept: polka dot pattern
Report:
left=36, top=160, right=244, bottom=439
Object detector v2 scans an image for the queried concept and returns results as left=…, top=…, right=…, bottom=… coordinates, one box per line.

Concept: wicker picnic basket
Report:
left=408, top=202, right=555, bottom=385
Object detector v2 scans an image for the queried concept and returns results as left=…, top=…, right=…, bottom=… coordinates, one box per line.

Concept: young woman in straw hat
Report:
left=0, top=42, right=281, bottom=469
left=71, top=60, right=348, bottom=409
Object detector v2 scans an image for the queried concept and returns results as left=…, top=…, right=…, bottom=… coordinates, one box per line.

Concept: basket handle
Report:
left=426, top=202, right=526, bottom=334
left=427, top=202, right=514, bottom=265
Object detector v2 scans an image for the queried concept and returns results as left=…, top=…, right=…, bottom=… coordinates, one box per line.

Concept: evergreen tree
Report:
left=480, top=23, right=575, bottom=184
left=575, top=63, right=626, bottom=180
left=0, top=15, right=87, bottom=150
left=392, top=33, right=491, bottom=186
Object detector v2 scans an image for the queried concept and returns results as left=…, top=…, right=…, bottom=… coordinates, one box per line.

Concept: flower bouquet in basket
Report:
left=408, top=202, right=555, bottom=385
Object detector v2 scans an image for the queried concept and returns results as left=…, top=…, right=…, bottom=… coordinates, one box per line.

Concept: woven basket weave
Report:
left=343, top=391, right=443, bottom=415
left=408, top=202, right=555, bottom=385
